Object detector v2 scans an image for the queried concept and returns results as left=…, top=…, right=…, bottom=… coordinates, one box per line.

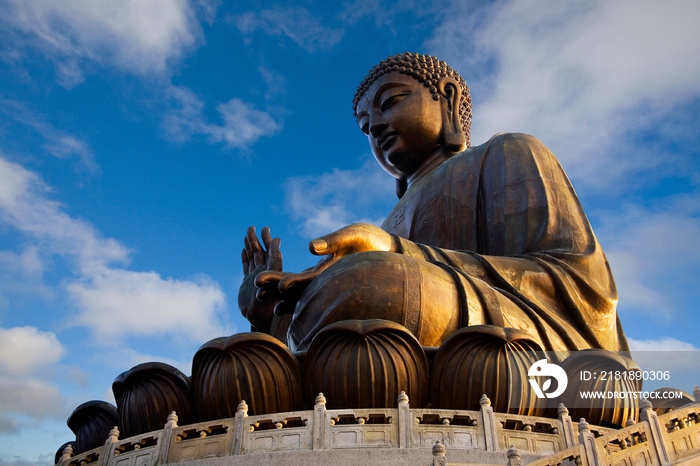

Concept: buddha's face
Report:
left=355, top=72, right=443, bottom=179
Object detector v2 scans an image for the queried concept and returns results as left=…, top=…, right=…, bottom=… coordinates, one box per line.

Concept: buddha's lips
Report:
left=379, top=132, right=398, bottom=150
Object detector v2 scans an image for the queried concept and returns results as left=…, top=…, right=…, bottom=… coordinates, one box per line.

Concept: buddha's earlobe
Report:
left=438, top=77, right=467, bottom=153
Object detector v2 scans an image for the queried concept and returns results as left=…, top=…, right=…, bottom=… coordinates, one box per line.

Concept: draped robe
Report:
left=286, top=133, right=628, bottom=353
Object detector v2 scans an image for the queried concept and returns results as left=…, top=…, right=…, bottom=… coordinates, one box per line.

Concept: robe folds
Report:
left=287, top=133, right=628, bottom=353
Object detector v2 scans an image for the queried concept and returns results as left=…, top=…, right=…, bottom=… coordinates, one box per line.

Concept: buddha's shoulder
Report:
left=472, top=132, right=548, bottom=151
left=458, top=132, right=556, bottom=164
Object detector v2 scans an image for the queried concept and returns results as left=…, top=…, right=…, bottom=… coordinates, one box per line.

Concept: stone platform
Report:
left=56, top=394, right=700, bottom=466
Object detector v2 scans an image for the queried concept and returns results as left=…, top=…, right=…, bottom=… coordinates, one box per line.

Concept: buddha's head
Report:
left=354, top=53, right=472, bottom=196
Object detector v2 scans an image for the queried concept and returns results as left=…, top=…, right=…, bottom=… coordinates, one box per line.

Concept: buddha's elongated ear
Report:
left=437, top=77, right=467, bottom=153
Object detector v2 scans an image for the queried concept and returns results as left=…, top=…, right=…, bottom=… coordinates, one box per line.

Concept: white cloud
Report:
left=594, top=195, right=700, bottom=318
left=66, top=270, right=224, bottom=343
left=0, top=0, right=214, bottom=86
left=427, top=0, right=700, bottom=185
left=163, top=86, right=280, bottom=150
left=212, top=99, right=281, bottom=148
left=0, top=327, right=63, bottom=377
left=0, top=326, right=67, bottom=433
left=233, top=6, right=343, bottom=52
left=0, top=155, right=227, bottom=343
left=284, top=160, right=395, bottom=238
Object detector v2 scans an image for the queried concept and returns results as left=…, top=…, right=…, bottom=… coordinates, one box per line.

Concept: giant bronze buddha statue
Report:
left=55, top=56, right=640, bottom=453
left=239, top=52, right=628, bottom=357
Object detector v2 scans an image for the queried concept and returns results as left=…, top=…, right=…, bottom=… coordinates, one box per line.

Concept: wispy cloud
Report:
left=0, top=99, right=98, bottom=173
left=427, top=0, right=700, bottom=186
left=0, top=155, right=228, bottom=344
left=0, top=0, right=215, bottom=86
left=284, top=159, right=395, bottom=238
left=233, top=6, right=343, bottom=52
left=162, top=85, right=281, bottom=150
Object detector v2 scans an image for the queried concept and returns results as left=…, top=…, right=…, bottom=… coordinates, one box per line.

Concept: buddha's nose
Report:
left=369, top=119, right=388, bottom=139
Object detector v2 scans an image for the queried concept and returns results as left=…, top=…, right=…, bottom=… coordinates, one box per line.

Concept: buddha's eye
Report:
left=361, top=123, right=369, bottom=135
left=381, top=93, right=406, bottom=111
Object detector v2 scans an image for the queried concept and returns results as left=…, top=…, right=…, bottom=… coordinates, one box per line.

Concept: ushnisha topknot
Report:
left=353, top=52, right=472, bottom=146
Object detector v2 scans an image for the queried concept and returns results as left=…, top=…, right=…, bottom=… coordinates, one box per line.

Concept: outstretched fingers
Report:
left=246, top=226, right=264, bottom=254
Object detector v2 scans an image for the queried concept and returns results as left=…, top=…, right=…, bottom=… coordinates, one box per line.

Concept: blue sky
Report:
left=0, top=0, right=699, bottom=462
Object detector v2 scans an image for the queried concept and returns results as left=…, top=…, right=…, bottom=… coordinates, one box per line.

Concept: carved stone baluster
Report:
left=156, top=411, right=178, bottom=466
left=480, top=394, right=499, bottom=451
left=558, top=403, right=576, bottom=449
left=398, top=391, right=410, bottom=449
left=231, top=400, right=248, bottom=456
left=312, top=393, right=326, bottom=451
left=577, top=419, right=603, bottom=466
left=59, top=443, right=74, bottom=466
left=99, top=426, right=119, bottom=466
left=639, top=398, right=672, bottom=466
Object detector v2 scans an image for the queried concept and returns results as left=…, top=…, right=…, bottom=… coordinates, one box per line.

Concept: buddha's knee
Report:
left=288, top=251, right=460, bottom=350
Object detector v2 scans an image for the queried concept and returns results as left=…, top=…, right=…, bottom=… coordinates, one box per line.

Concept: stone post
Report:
left=99, top=426, right=120, bottom=466
left=398, top=391, right=410, bottom=449
left=58, top=443, right=73, bottom=466
left=506, top=445, right=523, bottom=466
left=577, top=419, right=603, bottom=466
left=639, top=398, right=672, bottom=466
left=432, top=440, right=447, bottom=466
left=480, top=394, right=499, bottom=451
left=231, top=400, right=248, bottom=456
left=156, top=411, right=178, bottom=465
left=557, top=403, right=576, bottom=448
left=312, top=393, right=326, bottom=450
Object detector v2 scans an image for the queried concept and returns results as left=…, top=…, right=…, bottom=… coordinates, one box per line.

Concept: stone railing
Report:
left=55, top=394, right=700, bottom=466
left=513, top=400, right=700, bottom=466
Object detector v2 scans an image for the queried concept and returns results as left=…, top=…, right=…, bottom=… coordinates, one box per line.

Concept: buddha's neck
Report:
left=406, top=148, right=452, bottom=189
